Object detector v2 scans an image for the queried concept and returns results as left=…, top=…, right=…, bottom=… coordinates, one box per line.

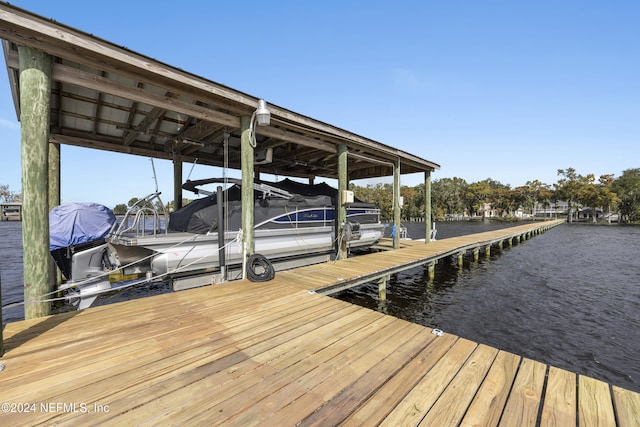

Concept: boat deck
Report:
left=1, top=220, right=639, bottom=425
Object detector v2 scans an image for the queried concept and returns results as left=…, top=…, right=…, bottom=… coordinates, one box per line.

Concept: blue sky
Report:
left=0, top=1, right=638, bottom=208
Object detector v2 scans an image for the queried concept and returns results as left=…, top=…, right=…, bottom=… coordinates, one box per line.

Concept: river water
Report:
left=1, top=220, right=639, bottom=393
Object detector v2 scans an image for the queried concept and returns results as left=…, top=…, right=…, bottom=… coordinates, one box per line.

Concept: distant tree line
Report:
left=350, top=167, right=640, bottom=224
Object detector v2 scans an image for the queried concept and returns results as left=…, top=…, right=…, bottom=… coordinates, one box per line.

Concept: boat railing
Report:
left=111, top=192, right=168, bottom=238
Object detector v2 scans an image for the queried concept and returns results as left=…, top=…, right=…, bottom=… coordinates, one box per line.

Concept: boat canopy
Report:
left=169, top=179, right=345, bottom=234
left=49, top=203, right=116, bottom=251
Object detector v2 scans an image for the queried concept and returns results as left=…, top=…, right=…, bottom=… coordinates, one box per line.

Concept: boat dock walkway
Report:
left=1, top=219, right=639, bottom=426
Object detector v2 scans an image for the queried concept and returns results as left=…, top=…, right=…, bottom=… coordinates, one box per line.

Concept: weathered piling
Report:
left=337, top=143, right=348, bottom=259
left=19, top=45, right=53, bottom=319
left=424, top=171, right=432, bottom=242
left=240, top=115, right=254, bottom=278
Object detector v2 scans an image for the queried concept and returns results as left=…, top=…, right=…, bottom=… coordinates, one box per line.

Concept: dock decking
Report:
left=1, top=220, right=639, bottom=426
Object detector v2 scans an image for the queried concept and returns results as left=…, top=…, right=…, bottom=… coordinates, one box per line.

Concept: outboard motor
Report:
left=49, top=203, right=116, bottom=309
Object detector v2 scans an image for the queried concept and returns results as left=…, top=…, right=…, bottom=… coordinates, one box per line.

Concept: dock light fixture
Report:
left=249, top=99, right=271, bottom=147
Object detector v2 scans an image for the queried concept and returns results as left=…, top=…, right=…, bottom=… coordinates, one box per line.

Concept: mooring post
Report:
left=378, top=274, right=390, bottom=301
left=19, top=45, right=53, bottom=319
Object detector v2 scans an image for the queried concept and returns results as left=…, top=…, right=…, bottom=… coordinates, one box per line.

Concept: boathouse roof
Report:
left=0, top=4, right=439, bottom=181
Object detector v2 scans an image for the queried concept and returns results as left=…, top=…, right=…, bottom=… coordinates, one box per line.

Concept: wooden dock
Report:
left=1, top=220, right=639, bottom=426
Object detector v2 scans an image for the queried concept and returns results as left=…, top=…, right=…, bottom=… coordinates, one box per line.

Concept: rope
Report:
left=246, top=254, right=275, bottom=282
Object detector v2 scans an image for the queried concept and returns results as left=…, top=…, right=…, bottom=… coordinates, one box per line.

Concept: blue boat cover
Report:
left=49, top=203, right=116, bottom=250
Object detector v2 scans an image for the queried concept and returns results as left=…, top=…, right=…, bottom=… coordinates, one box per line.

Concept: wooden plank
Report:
left=498, top=358, right=546, bottom=427
left=378, top=338, right=478, bottom=426
left=216, top=318, right=424, bottom=426
left=612, top=385, right=640, bottom=427
left=87, top=307, right=387, bottom=424
left=418, top=344, right=499, bottom=426
left=460, top=350, right=521, bottom=427
left=341, top=332, right=458, bottom=426
left=578, top=375, right=616, bottom=427
left=540, top=366, right=577, bottom=427
left=296, top=327, right=439, bottom=427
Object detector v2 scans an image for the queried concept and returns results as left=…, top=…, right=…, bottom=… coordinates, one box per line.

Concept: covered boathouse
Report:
left=0, top=3, right=439, bottom=320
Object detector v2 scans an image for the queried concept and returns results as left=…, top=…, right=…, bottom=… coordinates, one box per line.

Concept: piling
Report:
left=393, top=158, right=401, bottom=249
left=427, top=261, right=436, bottom=281
left=337, top=143, right=348, bottom=259
left=377, top=275, right=389, bottom=301
left=424, top=171, right=432, bottom=243
left=19, top=45, right=53, bottom=319
left=240, top=115, right=254, bottom=278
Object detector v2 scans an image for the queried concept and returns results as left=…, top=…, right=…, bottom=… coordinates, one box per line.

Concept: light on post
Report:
left=249, top=99, right=271, bottom=147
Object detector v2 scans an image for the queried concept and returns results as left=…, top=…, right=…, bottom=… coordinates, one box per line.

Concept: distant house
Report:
left=578, top=208, right=603, bottom=220
left=534, top=200, right=569, bottom=218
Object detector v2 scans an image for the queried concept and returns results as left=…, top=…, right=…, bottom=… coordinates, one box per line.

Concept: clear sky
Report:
left=0, top=1, right=638, bottom=208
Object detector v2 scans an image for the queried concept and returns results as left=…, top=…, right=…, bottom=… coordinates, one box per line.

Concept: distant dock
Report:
left=1, top=219, right=639, bottom=425
left=0, top=202, right=21, bottom=221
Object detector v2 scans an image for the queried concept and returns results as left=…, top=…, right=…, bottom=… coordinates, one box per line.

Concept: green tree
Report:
left=113, top=204, right=128, bottom=214
left=523, top=180, right=552, bottom=217
left=352, top=183, right=393, bottom=221
left=465, top=178, right=508, bottom=218
left=431, top=177, right=468, bottom=219
left=613, top=168, right=640, bottom=222
left=597, top=175, right=619, bottom=223
left=554, top=168, right=585, bottom=223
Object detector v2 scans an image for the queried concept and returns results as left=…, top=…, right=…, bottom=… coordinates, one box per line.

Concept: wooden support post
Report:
left=508, top=237, right=513, bottom=247
left=49, top=142, right=60, bottom=292
left=48, top=143, right=60, bottom=208
left=378, top=274, right=389, bottom=301
left=393, top=158, right=401, bottom=249
left=173, top=156, right=183, bottom=211
left=427, top=262, right=436, bottom=281
left=337, top=143, right=348, bottom=260
left=19, top=45, right=52, bottom=319
left=485, top=244, right=491, bottom=258
left=424, top=170, right=431, bottom=243
left=240, top=115, right=254, bottom=278
left=457, top=251, right=464, bottom=268
left=498, top=240, right=504, bottom=250
left=473, top=248, right=480, bottom=262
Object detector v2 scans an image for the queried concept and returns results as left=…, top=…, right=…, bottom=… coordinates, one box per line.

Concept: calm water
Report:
left=1, top=220, right=639, bottom=393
